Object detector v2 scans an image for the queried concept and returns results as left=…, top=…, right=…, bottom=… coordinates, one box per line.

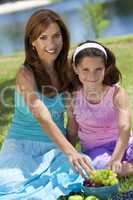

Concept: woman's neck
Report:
left=41, top=61, right=54, bottom=74
left=41, top=61, right=61, bottom=92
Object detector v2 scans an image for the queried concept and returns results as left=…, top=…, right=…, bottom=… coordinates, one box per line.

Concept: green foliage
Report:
left=83, top=2, right=110, bottom=38
left=0, top=55, right=24, bottom=145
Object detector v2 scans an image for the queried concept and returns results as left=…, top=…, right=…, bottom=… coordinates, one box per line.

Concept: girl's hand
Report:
left=16, top=66, right=36, bottom=94
left=107, top=159, right=122, bottom=174
left=68, top=151, right=93, bottom=178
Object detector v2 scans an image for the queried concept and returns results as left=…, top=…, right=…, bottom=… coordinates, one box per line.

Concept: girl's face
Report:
left=32, top=22, right=63, bottom=65
left=74, top=56, right=105, bottom=88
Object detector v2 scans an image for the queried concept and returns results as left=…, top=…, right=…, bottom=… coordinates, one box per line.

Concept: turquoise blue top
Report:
left=7, top=90, right=66, bottom=142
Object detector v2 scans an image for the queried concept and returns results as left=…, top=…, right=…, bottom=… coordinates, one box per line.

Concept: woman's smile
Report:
left=32, top=22, right=63, bottom=64
left=45, top=49, right=56, bottom=53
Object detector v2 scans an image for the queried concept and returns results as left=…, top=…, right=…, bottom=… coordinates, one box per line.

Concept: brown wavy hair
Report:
left=24, top=9, right=70, bottom=95
left=70, top=40, right=122, bottom=91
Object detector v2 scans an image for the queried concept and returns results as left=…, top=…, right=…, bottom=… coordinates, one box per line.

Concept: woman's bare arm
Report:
left=16, top=67, right=93, bottom=176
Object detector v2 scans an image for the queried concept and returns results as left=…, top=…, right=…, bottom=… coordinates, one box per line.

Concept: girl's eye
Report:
left=96, top=68, right=102, bottom=71
left=54, top=33, right=61, bottom=38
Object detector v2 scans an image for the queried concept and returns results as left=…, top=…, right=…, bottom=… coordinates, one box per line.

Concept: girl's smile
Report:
left=75, top=56, right=105, bottom=87
left=74, top=56, right=107, bottom=103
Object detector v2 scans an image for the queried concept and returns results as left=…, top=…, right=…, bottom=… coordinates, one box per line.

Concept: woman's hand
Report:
left=16, top=66, right=36, bottom=94
left=68, top=151, right=93, bottom=178
left=107, top=159, right=122, bottom=174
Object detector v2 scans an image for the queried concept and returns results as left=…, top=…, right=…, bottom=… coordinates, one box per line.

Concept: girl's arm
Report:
left=16, top=67, right=93, bottom=176
left=65, top=93, right=78, bottom=147
left=111, top=87, right=131, bottom=162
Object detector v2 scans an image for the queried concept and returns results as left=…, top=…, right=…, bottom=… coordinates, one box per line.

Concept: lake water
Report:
left=0, top=0, right=133, bottom=55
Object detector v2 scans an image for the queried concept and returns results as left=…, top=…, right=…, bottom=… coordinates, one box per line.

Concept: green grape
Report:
left=110, top=179, right=118, bottom=186
left=108, top=170, right=114, bottom=175
left=102, top=180, right=110, bottom=186
left=68, top=195, right=83, bottom=200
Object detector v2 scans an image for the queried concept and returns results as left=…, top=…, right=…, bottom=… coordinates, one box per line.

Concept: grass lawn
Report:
left=0, top=35, right=133, bottom=194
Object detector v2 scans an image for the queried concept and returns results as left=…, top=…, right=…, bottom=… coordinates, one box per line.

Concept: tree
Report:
left=83, top=2, right=110, bottom=38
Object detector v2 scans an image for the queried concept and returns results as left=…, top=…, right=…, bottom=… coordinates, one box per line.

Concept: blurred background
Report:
left=0, top=0, right=133, bottom=55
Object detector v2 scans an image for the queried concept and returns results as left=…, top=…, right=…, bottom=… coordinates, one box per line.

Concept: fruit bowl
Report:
left=82, top=183, right=119, bottom=200
left=82, top=169, right=119, bottom=200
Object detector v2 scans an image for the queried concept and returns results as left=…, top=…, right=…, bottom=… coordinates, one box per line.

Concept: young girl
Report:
left=67, top=40, right=133, bottom=176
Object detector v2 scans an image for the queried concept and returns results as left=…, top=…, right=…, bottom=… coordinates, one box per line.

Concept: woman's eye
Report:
left=40, top=36, right=47, bottom=40
left=83, top=69, right=88, bottom=72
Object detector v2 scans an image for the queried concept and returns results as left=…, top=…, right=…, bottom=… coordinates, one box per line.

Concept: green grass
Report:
left=0, top=54, right=24, bottom=145
left=0, top=35, right=133, bottom=193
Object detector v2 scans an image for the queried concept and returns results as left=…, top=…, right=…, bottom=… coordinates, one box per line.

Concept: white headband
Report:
left=73, top=42, right=107, bottom=63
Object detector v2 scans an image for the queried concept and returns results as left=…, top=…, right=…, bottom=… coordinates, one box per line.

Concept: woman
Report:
left=0, top=9, right=92, bottom=200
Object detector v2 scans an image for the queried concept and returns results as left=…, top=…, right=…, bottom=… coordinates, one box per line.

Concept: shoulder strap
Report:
left=102, top=85, right=118, bottom=107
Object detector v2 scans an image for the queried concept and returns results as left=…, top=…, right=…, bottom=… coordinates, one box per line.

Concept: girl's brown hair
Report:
left=24, top=9, right=70, bottom=95
left=70, top=40, right=122, bottom=91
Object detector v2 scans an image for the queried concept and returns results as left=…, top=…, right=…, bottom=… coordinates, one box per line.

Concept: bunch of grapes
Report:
left=83, top=169, right=118, bottom=187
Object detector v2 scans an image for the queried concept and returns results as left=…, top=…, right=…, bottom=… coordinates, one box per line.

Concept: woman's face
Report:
left=32, top=22, right=63, bottom=65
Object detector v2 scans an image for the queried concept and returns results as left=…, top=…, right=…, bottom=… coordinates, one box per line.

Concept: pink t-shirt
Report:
left=73, top=85, right=118, bottom=151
